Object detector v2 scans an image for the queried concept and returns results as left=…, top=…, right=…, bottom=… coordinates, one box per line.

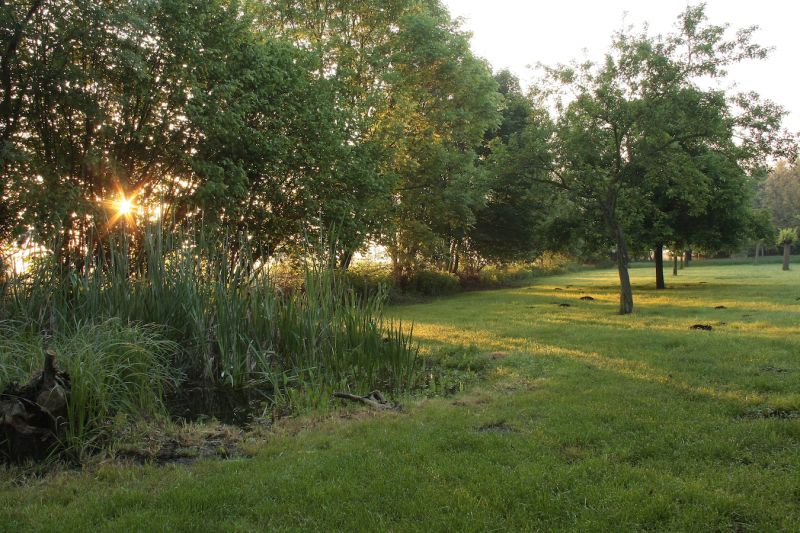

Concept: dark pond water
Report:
left=166, top=384, right=268, bottom=427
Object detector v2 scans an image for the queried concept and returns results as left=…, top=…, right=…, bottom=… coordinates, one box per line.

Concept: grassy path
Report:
left=2, top=263, right=799, bottom=531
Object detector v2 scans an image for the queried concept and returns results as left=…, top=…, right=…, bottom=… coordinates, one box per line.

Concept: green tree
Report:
left=542, top=6, right=792, bottom=313
left=258, top=1, right=502, bottom=275
left=748, top=208, right=775, bottom=263
left=376, top=4, right=501, bottom=278
left=0, top=0, right=46, bottom=241
left=7, top=0, right=191, bottom=263
left=252, top=0, right=419, bottom=266
left=777, top=227, right=797, bottom=271
left=470, top=80, right=568, bottom=265
left=647, top=149, right=757, bottom=286
left=1, top=0, right=350, bottom=263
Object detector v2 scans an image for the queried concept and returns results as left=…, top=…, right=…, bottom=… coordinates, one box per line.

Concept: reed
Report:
left=0, top=225, right=419, bottom=454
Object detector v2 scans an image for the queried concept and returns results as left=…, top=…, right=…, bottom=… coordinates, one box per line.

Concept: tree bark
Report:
left=339, top=250, right=354, bottom=271
left=448, top=240, right=460, bottom=274
left=783, top=243, right=791, bottom=271
left=614, top=225, right=634, bottom=314
left=685, top=249, right=692, bottom=266
left=654, top=243, right=665, bottom=290
left=673, top=254, right=678, bottom=276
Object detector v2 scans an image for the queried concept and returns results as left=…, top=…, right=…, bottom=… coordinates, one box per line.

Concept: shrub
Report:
left=476, top=265, right=535, bottom=288
left=458, top=255, right=578, bottom=291
left=406, top=269, right=460, bottom=296
left=345, top=263, right=396, bottom=300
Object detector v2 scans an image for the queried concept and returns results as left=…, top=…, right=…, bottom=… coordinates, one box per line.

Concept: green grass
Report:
left=2, top=262, right=799, bottom=531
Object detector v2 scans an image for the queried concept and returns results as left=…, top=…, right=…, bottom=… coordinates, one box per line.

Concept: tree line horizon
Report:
left=1, top=0, right=797, bottom=314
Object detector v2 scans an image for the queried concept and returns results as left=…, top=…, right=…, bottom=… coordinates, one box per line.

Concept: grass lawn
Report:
left=2, top=262, right=799, bottom=531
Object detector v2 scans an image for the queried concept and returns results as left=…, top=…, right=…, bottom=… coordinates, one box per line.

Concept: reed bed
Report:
left=0, top=227, right=418, bottom=457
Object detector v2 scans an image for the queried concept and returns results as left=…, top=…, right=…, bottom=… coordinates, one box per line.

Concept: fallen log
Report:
left=1, top=349, right=70, bottom=463
left=333, top=390, right=392, bottom=410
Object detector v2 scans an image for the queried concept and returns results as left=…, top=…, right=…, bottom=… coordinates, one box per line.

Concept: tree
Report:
left=748, top=208, right=775, bottom=263
left=777, top=228, right=797, bottom=271
left=469, top=126, right=555, bottom=265
left=252, top=0, right=421, bottom=266
left=763, top=161, right=800, bottom=229
left=5, top=0, right=195, bottom=263
left=253, top=1, right=502, bottom=273
left=0, top=0, right=46, bottom=241
left=470, top=82, right=568, bottom=265
left=179, top=12, right=349, bottom=257
left=541, top=5, right=793, bottom=314
left=376, top=4, right=501, bottom=279
left=649, top=148, right=757, bottom=287
left=1, top=0, right=351, bottom=263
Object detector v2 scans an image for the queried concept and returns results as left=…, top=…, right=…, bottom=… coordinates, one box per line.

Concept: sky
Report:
left=441, top=0, right=800, bottom=133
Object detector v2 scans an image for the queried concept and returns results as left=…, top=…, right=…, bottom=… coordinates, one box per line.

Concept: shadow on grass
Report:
left=409, top=315, right=799, bottom=408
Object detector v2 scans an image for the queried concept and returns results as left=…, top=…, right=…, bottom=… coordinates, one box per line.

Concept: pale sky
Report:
left=442, top=0, right=800, bottom=133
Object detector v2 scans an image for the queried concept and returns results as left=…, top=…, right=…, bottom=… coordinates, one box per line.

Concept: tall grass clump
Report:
left=1, top=224, right=419, bottom=415
left=54, top=320, right=180, bottom=457
left=275, top=268, right=418, bottom=399
left=0, top=319, right=180, bottom=459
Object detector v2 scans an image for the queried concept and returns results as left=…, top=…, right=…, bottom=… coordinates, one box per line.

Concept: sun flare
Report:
left=116, top=196, right=134, bottom=216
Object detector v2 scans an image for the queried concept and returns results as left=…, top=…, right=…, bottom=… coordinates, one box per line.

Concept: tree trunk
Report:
left=654, top=243, right=665, bottom=290
left=391, top=253, right=402, bottom=282
left=673, top=254, right=678, bottom=276
left=754, top=241, right=761, bottom=265
left=614, top=225, right=634, bottom=314
left=339, top=250, right=354, bottom=271
left=685, top=249, right=692, bottom=266
left=680, top=254, right=684, bottom=270
left=783, top=243, right=791, bottom=271
left=448, top=240, right=460, bottom=274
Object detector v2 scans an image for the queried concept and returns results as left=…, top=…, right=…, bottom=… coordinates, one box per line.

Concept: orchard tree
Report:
left=648, top=149, right=756, bottom=287
left=541, top=5, right=793, bottom=314
left=749, top=208, right=775, bottom=263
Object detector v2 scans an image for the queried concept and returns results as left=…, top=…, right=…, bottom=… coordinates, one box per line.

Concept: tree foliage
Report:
left=763, top=161, right=800, bottom=229
left=534, top=5, right=793, bottom=313
left=0, top=0, right=355, bottom=262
